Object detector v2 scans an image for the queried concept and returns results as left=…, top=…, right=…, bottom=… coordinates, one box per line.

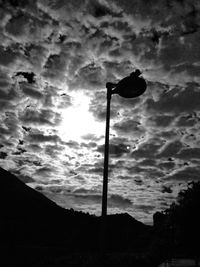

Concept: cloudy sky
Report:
left=0, top=0, right=200, bottom=224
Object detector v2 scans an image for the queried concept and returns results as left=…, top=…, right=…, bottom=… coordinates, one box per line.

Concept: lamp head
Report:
left=111, top=70, right=147, bottom=98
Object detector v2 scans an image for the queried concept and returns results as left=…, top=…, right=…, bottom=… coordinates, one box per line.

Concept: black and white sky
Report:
left=0, top=0, right=200, bottom=224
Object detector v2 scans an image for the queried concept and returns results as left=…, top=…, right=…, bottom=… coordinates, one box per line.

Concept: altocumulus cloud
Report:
left=0, top=0, right=200, bottom=224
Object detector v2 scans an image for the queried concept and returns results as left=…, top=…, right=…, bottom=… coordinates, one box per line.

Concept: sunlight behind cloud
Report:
left=59, top=92, right=105, bottom=142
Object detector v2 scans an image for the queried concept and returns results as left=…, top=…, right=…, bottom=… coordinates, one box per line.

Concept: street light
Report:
left=101, top=69, right=147, bottom=218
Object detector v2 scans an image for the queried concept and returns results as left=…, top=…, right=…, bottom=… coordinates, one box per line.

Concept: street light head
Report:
left=111, top=70, right=147, bottom=98
left=102, top=69, right=147, bottom=218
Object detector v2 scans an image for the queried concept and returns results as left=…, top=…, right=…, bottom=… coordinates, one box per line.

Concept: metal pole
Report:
left=101, top=87, right=112, bottom=218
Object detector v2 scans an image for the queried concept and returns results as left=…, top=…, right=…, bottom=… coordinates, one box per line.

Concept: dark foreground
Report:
left=1, top=167, right=199, bottom=266
left=2, top=247, right=156, bottom=267
left=0, top=167, right=158, bottom=266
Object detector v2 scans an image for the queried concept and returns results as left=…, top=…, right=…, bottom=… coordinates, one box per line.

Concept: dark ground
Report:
left=1, top=166, right=195, bottom=267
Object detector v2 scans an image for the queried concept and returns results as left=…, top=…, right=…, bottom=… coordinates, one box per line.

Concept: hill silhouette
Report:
left=0, top=167, right=68, bottom=219
left=0, top=167, right=154, bottom=266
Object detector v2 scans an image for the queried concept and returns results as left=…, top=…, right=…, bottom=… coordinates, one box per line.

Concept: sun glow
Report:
left=59, top=92, right=105, bottom=142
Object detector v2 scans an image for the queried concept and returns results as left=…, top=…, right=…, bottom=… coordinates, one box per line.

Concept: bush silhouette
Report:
left=155, top=182, right=200, bottom=265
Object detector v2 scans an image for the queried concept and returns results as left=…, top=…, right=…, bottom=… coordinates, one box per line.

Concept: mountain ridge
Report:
left=0, top=166, right=67, bottom=219
left=0, top=166, right=154, bottom=266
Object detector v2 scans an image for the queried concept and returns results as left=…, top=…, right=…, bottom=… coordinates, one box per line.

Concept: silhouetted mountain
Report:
left=0, top=167, right=154, bottom=266
left=0, top=167, right=68, bottom=219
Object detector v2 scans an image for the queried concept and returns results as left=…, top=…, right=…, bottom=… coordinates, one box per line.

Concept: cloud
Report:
left=68, top=187, right=132, bottom=208
left=89, top=91, right=119, bottom=121
left=177, top=148, right=200, bottom=160
left=20, top=108, right=62, bottom=126
left=45, top=144, right=65, bottom=156
left=5, top=10, right=52, bottom=43
left=23, top=44, right=50, bottom=73
left=35, top=166, right=55, bottom=176
left=19, top=82, right=43, bottom=99
left=133, top=204, right=155, bottom=212
left=131, top=139, right=162, bottom=159
left=159, top=34, right=199, bottom=70
left=109, top=194, right=132, bottom=207
left=150, top=114, right=175, bottom=128
left=0, top=68, right=12, bottom=90
left=176, top=113, right=198, bottom=127
left=0, top=46, right=19, bottom=67
left=81, top=133, right=101, bottom=141
left=57, top=94, right=72, bottom=109
left=80, top=141, right=97, bottom=149
left=68, top=63, right=105, bottom=91
left=146, top=85, right=200, bottom=114
left=139, top=159, right=157, bottom=167
left=42, top=53, right=68, bottom=83
left=26, top=144, right=43, bottom=153
left=25, top=131, right=61, bottom=143
left=37, top=0, right=86, bottom=20
left=0, top=111, right=22, bottom=141
left=65, top=140, right=80, bottom=149
left=97, top=142, right=130, bottom=157
left=102, top=60, right=136, bottom=80
left=117, top=174, right=136, bottom=180
left=166, top=166, right=200, bottom=182
left=158, top=161, right=175, bottom=171
left=88, top=0, right=114, bottom=18
left=5, top=13, right=31, bottom=40
left=0, top=0, right=200, bottom=224
left=113, top=119, right=145, bottom=137
left=158, top=140, right=183, bottom=158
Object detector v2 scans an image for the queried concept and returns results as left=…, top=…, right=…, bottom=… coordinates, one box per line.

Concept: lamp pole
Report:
left=100, top=69, right=147, bottom=251
left=101, top=70, right=147, bottom=215
left=101, top=86, right=112, bottom=218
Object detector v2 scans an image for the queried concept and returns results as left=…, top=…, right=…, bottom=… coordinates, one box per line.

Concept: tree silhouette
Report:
left=165, top=182, right=200, bottom=266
